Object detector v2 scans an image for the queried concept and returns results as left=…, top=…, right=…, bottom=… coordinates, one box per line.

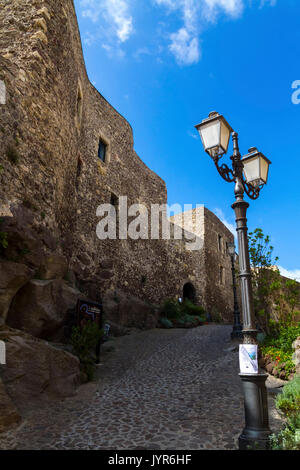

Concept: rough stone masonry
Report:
left=0, top=0, right=235, bottom=333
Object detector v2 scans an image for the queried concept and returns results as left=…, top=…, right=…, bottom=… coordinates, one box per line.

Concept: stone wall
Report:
left=0, top=0, right=235, bottom=332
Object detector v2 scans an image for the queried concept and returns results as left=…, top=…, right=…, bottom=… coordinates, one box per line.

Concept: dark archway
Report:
left=183, top=282, right=196, bottom=303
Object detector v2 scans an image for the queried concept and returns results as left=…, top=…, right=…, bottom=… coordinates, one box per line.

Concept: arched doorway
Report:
left=183, top=282, right=196, bottom=303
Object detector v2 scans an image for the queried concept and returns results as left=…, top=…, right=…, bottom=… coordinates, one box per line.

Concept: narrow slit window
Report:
left=98, top=139, right=107, bottom=163
left=220, top=266, right=225, bottom=285
left=218, top=234, right=223, bottom=252
left=110, top=193, right=119, bottom=207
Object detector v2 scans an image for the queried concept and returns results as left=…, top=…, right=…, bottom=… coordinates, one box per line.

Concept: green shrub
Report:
left=276, top=376, right=300, bottom=416
left=270, top=376, right=300, bottom=450
left=6, top=145, right=19, bottom=164
left=0, top=231, right=8, bottom=250
left=261, top=322, right=300, bottom=379
left=180, top=299, right=206, bottom=319
left=159, top=317, right=173, bottom=329
left=70, top=321, right=104, bottom=382
left=161, top=299, right=181, bottom=320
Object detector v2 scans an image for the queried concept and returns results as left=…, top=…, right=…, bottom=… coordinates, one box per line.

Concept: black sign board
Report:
left=77, top=299, right=104, bottom=363
left=77, top=299, right=103, bottom=328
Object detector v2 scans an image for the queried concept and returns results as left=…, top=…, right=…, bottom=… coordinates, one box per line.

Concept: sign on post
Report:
left=239, top=344, right=258, bottom=374
left=0, top=340, right=6, bottom=365
left=77, top=299, right=103, bottom=364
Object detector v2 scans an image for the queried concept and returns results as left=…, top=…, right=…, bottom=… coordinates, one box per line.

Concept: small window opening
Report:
left=220, top=266, right=225, bottom=285
left=75, top=156, right=83, bottom=190
left=98, top=139, right=107, bottom=163
left=218, top=234, right=223, bottom=252
left=110, top=193, right=119, bottom=207
left=76, top=84, right=83, bottom=127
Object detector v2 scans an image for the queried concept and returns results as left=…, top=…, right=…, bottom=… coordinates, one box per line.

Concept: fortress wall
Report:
left=0, top=0, right=232, bottom=324
left=203, top=208, right=235, bottom=322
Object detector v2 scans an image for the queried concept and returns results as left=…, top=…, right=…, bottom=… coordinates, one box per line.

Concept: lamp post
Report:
left=195, top=111, right=272, bottom=450
left=227, top=242, right=243, bottom=340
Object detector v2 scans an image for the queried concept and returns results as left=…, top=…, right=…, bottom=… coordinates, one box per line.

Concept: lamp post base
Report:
left=231, top=325, right=243, bottom=340
left=238, top=373, right=271, bottom=450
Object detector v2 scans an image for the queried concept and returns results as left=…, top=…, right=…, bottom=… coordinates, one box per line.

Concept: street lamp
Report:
left=195, top=111, right=272, bottom=450
left=227, top=242, right=243, bottom=340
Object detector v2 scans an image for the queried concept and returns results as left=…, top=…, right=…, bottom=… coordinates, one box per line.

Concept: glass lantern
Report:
left=242, top=147, right=271, bottom=188
left=195, top=111, right=233, bottom=158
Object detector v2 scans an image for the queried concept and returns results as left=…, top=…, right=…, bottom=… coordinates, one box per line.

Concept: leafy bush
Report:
left=270, top=377, right=300, bottom=450
left=161, top=299, right=181, bottom=320
left=261, top=323, right=300, bottom=379
left=6, top=145, right=20, bottom=164
left=159, top=298, right=206, bottom=329
left=0, top=231, right=8, bottom=250
left=159, top=317, right=173, bottom=329
left=70, top=321, right=104, bottom=381
left=276, top=376, right=300, bottom=416
left=180, top=299, right=206, bottom=319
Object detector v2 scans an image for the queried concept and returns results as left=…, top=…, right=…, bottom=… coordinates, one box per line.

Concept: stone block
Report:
left=6, top=279, right=81, bottom=340
left=0, top=326, right=80, bottom=411
left=0, top=261, right=33, bottom=324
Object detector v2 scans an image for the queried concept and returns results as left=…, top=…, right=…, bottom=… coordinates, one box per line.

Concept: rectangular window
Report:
left=110, top=193, right=118, bottom=207
left=218, top=234, right=223, bottom=252
left=220, top=266, right=225, bottom=285
left=98, top=139, right=107, bottom=162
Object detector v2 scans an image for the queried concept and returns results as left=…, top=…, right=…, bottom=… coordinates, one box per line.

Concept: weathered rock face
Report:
left=6, top=279, right=81, bottom=340
left=0, top=261, right=33, bottom=325
left=103, top=289, right=159, bottom=330
left=292, top=336, right=300, bottom=376
left=0, top=0, right=235, bottom=326
left=38, top=254, right=68, bottom=281
left=0, top=327, right=80, bottom=411
left=0, top=376, right=21, bottom=433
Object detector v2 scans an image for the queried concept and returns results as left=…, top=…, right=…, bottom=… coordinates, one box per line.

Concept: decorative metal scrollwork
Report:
left=242, top=180, right=263, bottom=200
left=213, top=151, right=264, bottom=200
left=213, top=157, right=235, bottom=183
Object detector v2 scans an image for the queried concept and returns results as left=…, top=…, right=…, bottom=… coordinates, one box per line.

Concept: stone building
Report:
left=0, top=0, right=236, bottom=338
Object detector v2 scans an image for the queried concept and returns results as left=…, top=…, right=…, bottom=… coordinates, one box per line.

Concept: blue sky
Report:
left=74, top=0, right=300, bottom=279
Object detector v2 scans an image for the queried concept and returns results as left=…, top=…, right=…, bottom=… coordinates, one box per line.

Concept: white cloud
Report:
left=170, top=28, right=200, bottom=65
left=214, top=208, right=237, bottom=239
left=80, top=0, right=133, bottom=43
left=79, top=0, right=277, bottom=64
left=153, top=0, right=276, bottom=65
left=278, top=266, right=300, bottom=282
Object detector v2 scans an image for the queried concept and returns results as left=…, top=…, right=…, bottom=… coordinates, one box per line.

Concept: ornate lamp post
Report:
left=195, top=111, right=272, bottom=450
left=227, top=242, right=243, bottom=340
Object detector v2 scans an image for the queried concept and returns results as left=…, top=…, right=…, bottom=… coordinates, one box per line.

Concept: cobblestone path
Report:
left=0, top=325, right=284, bottom=450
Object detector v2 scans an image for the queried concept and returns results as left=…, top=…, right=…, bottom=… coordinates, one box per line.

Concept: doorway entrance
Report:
left=183, top=282, right=196, bottom=303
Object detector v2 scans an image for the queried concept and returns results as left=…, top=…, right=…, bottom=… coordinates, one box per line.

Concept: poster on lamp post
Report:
left=239, top=344, right=258, bottom=374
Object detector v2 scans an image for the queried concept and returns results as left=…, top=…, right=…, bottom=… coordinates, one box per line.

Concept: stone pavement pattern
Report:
left=0, top=325, right=284, bottom=450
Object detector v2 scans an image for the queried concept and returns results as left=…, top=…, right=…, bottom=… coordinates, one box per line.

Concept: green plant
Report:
left=41, top=211, right=46, bottom=219
left=270, top=377, right=300, bottom=450
left=6, top=145, right=19, bottom=164
left=210, top=308, right=222, bottom=323
left=70, top=321, right=104, bottom=382
left=161, top=299, right=181, bottom=320
left=180, top=299, right=206, bottom=319
left=159, top=317, right=173, bottom=329
left=261, top=322, right=300, bottom=379
left=23, top=199, right=38, bottom=211
left=0, top=231, right=8, bottom=250
left=0, top=164, right=3, bottom=173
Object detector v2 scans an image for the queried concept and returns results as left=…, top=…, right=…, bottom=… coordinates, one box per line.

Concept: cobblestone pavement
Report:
left=0, top=325, right=285, bottom=450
